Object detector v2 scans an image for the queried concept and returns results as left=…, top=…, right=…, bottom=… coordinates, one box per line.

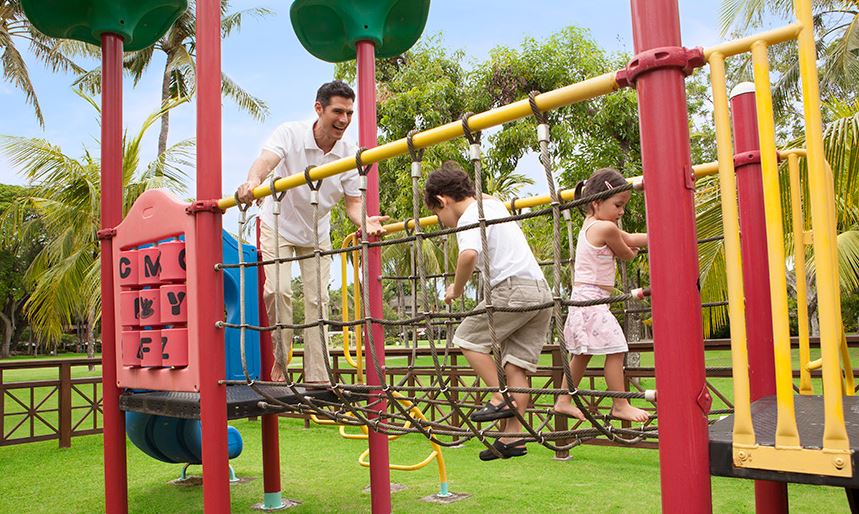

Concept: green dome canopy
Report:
left=20, top=0, right=186, bottom=51
left=290, top=0, right=430, bottom=63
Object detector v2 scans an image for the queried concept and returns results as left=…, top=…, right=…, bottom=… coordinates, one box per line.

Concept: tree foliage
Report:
left=0, top=93, right=192, bottom=349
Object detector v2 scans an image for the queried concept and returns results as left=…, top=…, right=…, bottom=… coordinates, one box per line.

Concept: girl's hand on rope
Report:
left=364, top=215, right=391, bottom=237
left=444, top=284, right=462, bottom=305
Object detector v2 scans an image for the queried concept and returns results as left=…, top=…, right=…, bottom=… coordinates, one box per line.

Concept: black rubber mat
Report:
left=119, top=384, right=338, bottom=420
left=710, top=394, right=859, bottom=487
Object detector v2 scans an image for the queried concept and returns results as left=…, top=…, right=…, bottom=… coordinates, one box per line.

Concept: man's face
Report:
left=315, top=96, right=354, bottom=141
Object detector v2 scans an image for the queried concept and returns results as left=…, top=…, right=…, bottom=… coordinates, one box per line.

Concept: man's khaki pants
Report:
left=259, top=222, right=331, bottom=383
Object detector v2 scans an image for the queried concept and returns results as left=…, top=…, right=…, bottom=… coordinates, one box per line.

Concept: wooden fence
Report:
left=1, top=337, right=854, bottom=452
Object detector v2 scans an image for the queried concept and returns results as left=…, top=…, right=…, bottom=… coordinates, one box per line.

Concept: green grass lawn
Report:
left=2, top=346, right=857, bottom=512
left=0, top=417, right=850, bottom=513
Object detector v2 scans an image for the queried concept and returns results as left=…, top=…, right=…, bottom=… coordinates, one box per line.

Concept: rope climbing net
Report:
left=217, top=92, right=724, bottom=457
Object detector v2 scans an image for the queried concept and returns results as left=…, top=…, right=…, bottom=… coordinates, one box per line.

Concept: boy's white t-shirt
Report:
left=456, top=197, right=545, bottom=287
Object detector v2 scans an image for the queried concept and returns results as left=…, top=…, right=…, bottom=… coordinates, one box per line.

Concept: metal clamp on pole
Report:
left=615, top=46, right=706, bottom=89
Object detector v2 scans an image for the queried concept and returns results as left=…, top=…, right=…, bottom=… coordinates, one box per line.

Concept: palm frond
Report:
left=221, top=7, right=274, bottom=38
left=1, top=37, right=44, bottom=126
left=221, top=72, right=270, bottom=121
left=836, top=229, right=859, bottom=291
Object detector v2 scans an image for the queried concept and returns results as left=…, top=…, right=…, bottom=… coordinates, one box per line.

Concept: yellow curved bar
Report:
left=338, top=234, right=365, bottom=382
left=708, top=52, right=755, bottom=446
left=787, top=154, right=813, bottom=394
left=218, top=73, right=620, bottom=210
left=359, top=448, right=441, bottom=472
left=751, top=39, right=801, bottom=448
left=795, top=0, right=849, bottom=451
left=311, top=392, right=448, bottom=485
left=353, top=244, right=363, bottom=382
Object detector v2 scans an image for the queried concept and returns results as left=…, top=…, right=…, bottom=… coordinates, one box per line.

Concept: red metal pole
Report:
left=730, top=84, right=789, bottom=513
left=257, top=220, right=284, bottom=509
left=629, top=1, right=712, bottom=512
left=196, top=1, right=229, bottom=512
left=100, top=32, right=128, bottom=514
left=356, top=40, right=392, bottom=514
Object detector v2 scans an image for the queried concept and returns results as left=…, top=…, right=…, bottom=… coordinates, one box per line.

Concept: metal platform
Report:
left=119, top=384, right=338, bottom=420
left=710, top=395, right=859, bottom=487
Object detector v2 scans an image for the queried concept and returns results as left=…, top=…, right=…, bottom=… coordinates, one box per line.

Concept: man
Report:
left=236, top=80, right=388, bottom=384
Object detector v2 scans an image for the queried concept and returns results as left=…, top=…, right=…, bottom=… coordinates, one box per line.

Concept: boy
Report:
left=424, top=161, right=552, bottom=460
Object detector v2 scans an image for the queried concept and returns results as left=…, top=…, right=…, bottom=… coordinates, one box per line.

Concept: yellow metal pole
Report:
left=353, top=246, right=363, bottom=383
left=708, top=53, right=755, bottom=446
left=840, top=329, right=855, bottom=396
left=218, top=73, right=620, bottom=210
left=751, top=40, right=800, bottom=448
left=340, top=236, right=354, bottom=366
left=692, top=161, right=720, bottom=179
left=338, top=234, right=364, bottom=382
left=703, top=24, right=802, bottom=60
left=795, top=0, right=849, bottom=451
left=787, top=154, right=813, bottom=394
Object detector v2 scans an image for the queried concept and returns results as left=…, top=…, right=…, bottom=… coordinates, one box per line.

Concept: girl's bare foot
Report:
left=553, top=400, right=586, bottom=421
left=610, top=403, right=649, bottom=422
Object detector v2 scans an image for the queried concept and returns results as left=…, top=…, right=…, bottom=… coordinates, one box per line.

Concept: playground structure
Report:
left=16, top=0, right=856, bottom=513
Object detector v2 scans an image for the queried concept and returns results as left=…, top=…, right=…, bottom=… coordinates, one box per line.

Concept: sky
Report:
left=0, top=1, right=726, bottom=240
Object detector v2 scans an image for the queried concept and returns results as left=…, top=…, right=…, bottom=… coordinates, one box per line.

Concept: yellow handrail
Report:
left=218, top=73, right=621, bottom=210
left=708, top=52, right=755, bottom=446
left=795, top=0, right=849, bottom=452
left=751, top=39, right=801, bottom=448
left=786, top=153, right=813, bottom=394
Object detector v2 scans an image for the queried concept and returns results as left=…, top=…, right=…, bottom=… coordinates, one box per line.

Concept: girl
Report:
left=553, top=168, right=649, bottom=423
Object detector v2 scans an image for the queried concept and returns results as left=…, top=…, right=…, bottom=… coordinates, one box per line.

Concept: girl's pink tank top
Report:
left=574, top=218, right=616, bottom=288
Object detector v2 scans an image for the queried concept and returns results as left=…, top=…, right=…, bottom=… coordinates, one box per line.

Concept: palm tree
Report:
left=719, top=0, right=858, bottom=112
left=692, top=1, right=859, bottom=335
left=0, top=0, right=89, bottom=126
left=74, top=0, right=271, bottom=156
left=0, top=92, right=193, bottom=358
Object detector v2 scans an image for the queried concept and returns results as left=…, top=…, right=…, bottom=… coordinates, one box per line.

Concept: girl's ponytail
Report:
left=574, top=179, right=588, bottom=214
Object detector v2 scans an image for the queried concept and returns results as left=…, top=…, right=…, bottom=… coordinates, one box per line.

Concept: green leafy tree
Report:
left=0, top=92, right=192, bottom=357
left=0, top=184, right=43, bottom=357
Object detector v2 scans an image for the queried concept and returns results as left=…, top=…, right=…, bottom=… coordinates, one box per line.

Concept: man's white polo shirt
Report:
left=259, top=120, right=360, bottom=247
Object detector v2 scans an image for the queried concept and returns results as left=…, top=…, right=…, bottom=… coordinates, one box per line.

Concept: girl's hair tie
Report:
left=604, top=180, right=614, bottom=190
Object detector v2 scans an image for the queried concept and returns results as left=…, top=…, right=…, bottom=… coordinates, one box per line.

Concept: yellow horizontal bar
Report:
left=703, top=23, right=802, bottom=59
left=806, top=358, right=822, bottom=371
left=779, top=148, right=807, bottom=158
left=692, top=161, right=720, bottom=179
left=377, top=175, right=642, bottom=236
left=733, top=444, right=852, bottom=477
left=218, top=72, right=620, bottom=210
left=376, top=158, right=762, bottom=238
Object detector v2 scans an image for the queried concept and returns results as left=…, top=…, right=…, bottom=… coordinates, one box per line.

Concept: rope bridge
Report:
left=216, top=94, right=728, bottom=459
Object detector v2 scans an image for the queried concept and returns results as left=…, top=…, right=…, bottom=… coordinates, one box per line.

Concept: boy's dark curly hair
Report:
left=423, top=161, right=476, bottom=211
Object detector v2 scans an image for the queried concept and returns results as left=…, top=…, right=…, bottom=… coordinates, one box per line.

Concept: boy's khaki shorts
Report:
left=452, top=277, right=552, bottom=372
